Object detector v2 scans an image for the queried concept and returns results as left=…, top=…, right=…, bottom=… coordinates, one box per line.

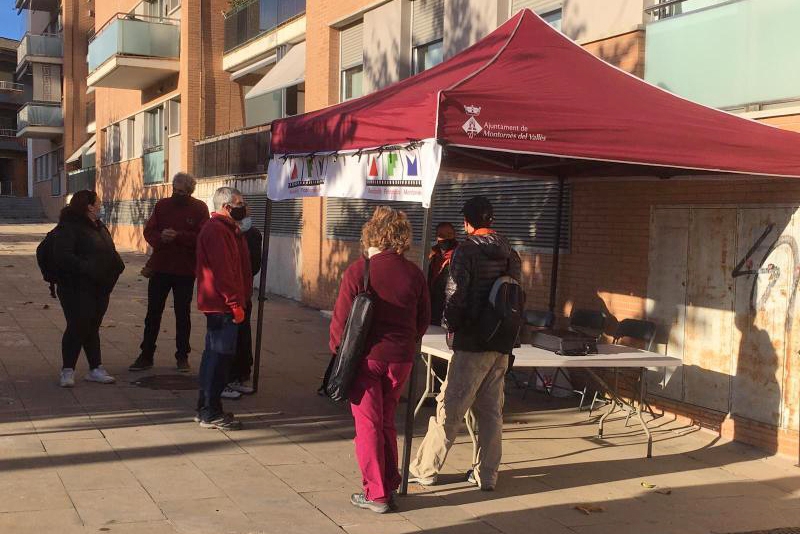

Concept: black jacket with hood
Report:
left=442, top=231, right=522, bottom=352
left=53, top=210, right=125, bottom=294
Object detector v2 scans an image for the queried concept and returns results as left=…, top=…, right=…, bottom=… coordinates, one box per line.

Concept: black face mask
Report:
left=172, top=194, right=190, bottom=205
left=438, top=239, right=457, bottom=252
left=228, top=205, right=247, bottom=221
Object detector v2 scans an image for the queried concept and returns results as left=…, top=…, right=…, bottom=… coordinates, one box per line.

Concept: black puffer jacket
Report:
left=443, top=231, right=522, bottom=352
left=53, top=211, right=125, bottom=294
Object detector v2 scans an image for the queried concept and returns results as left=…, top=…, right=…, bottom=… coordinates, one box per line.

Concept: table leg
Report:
left=636, top=367, right=653, bottom=458
left=414, top=353, right=433, bottom=418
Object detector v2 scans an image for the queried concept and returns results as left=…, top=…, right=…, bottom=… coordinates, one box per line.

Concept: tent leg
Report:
left=399, top=205, right=434, bottom=495
left=252, top=198, right=272, bottom=393
left=548, top=176, right=565, bottom=313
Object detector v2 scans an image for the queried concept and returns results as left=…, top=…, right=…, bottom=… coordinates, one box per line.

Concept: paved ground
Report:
left=2, top=223, right=800, bottom=534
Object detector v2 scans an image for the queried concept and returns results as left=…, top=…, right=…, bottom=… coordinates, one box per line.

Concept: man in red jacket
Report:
left=194, top=186, right=252, bottom=430
left=130, top=173, right=209, bottom=372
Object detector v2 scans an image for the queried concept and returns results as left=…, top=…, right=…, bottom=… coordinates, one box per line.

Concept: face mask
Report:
left=438, top=239, right=457, bottom=252
left=238, top=216, right=253, bottom=232
left=228, top=205, right=247, bottom=221
left=172, top=193, right=190, bottom=205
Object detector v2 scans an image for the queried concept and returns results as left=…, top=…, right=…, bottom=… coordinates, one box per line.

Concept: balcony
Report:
left=223, top=0, right=306, bottom=74
left=17, top=103, right=63, bottom=139
left=17, top=33, right=63, bottom=73
left=645, top=0, right=800, bottom=109
left=15, top=0, right=59, bottom=12
left=0, top=82, right=25, bottom=107
left=67, top=167, right=96, bottom=194
left=0, top=128, right=27, bottom=151
left=193, top=126, right=270, bottom=179
left=143, top=146, right=165, bottom=185
left=87, top=14, right=180, bottom=90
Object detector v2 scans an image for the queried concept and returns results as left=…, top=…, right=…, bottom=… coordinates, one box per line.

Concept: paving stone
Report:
left=268, top=462, right=357, bottom=493
left=0, top=471, right=73, bottom=512
left=159, top=497, right=258, bottom=534
left=124, top=457, right=225, bottom=502
left=0, top=508, right=84, bottom=534
left=70, top=486, right=165, bottom=526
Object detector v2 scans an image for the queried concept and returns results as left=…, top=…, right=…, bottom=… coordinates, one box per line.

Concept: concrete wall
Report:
left=563, top=0, right=653, bottom=44
left=444, top=0, right=509, bottom=59
left=363, top=0, right=411, bottom=93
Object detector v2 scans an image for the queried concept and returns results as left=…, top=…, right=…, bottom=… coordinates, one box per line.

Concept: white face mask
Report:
left=238, top=216, right=253, bottom=232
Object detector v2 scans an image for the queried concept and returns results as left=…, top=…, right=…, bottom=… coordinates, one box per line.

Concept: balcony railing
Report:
left=224, top=0, right=306, bottom=53
left=17, top=33, right=63, bottom=66
left=67, top=167, right=96, bottom=194
left=17, top=103, right=63, bottom=131
left=88, top=14, right=180, bottom=72
left=0, top=81, right=24, bottom=93
left=193, top=126, right=270, bottom=179
left=0, top=181, right=12, bottom=196
left=644, top=0, right=800, bottom=109
left=143, top=146, right=165, bottom=185
left=15, top=0, right=59, bottom=13
left=0, top=128, right=27, bottom=150
left=644, top=0, right=731, bottom=21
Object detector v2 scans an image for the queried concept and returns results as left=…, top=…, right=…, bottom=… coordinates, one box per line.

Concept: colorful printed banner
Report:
left=267, top=139, right=442, bottom=207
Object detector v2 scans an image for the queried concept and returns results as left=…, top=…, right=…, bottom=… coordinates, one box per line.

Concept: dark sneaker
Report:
left=388, top=491, right=399, bottom=512
left=350, top=493, right=390, bottom=514
left=199, top=413, right=242, bottom=431
left=466, top=469, right=495, bottom=491
left=176, top=358, right=190, bottom=373
left=128, top=357, right=153, bottom=372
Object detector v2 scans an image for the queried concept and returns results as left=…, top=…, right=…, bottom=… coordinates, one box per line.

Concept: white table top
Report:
left=421, top=328, right=681, bottom=369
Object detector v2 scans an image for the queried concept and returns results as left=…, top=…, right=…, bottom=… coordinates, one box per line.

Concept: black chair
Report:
left=569, top=308, right=607, bottom=339
left=525, top=309, right=555, bottom=328
left=590, top=318, right=658, bottom=420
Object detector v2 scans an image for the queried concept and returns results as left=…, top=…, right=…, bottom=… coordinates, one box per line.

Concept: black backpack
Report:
left=325, top=257, right=376, bottom=402
left=476, top=270, right=526, bottom=354
left=36, top=226, right=60, bottom=298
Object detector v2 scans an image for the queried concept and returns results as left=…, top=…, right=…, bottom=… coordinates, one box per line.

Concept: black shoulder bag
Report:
left=325, top=258, right=376, bottom=402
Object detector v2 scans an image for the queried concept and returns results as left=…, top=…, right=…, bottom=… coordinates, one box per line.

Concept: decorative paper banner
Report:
left=267, top=139, right=442, bottom=208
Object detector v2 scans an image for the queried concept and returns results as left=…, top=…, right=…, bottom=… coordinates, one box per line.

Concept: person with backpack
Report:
left=49, top=190, right=125, bottom=387
left=329, top=206, right=430, bottom=513
left=129, top=172, right=209, bottom=373
left=409, top=196, right=522, bottom=491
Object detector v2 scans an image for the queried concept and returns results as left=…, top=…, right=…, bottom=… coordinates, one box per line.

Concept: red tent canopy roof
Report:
left=270, top=10, right=800, bottom=178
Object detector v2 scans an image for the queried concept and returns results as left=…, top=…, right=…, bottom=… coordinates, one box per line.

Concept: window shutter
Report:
left=412, top=0, right=444, bottom=47
left=340, top=22, right=364, bottom=70
left=511, top=0, right=562, bottom=16
left=244, top=194, right=303, bottom=236
left=325, top=178, right=571, bottom=251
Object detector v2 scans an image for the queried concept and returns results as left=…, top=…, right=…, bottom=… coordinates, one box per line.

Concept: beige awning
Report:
left=66, top=134, right=96, bottom=163
left=245, top=41, right=305, bottom=100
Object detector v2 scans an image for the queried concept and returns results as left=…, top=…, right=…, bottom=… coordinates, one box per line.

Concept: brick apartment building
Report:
left=0, top=38, right=27, bottom=198
left=17, top=0, right=800, bottom=458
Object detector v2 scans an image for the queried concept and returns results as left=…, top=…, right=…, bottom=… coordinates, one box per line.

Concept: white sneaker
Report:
left=221, top=387, right=242, bottom=400
left=227, top=381, right=254, bottom=395
left=60, top=368, right=75, bottom=388
left=85, top=366, right=116, bottom=384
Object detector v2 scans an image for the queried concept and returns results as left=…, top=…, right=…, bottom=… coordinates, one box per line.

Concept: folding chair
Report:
left=590, top=318, right=658, bottom=421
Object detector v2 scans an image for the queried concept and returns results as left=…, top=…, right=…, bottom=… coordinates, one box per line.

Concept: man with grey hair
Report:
left=194, top=186, right=252, bottom=430
left=130, top=172, right=209, bottom=372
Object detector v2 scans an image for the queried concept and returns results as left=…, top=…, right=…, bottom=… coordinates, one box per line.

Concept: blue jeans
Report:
left=197, top=313, right=239, bottom=421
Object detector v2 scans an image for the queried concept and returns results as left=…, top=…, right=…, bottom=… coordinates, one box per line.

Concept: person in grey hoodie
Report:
left=410, top=196, right=521, bottom=491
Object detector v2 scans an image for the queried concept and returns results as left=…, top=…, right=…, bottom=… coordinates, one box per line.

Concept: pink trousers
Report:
left=349, top=359, right=413, bottom=503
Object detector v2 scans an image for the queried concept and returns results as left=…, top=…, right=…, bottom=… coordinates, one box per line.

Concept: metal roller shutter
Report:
left=412, top=0, right=445, bottom=46
left=102, top=199, right=158, bottom=227
left=244, top=194, right=303, bottom=236
left=511, top=0, right=562, bottom=15
left=325, top=179, right=570, bottom=251
left=340, top=22, right=364, bottom=69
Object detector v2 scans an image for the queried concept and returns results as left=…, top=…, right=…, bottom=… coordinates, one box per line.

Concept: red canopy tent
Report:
left=254, top=9, right=800, bottom=493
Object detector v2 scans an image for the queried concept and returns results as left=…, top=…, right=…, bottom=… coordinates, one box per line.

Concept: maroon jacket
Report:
left=330, top=250, right=431, bottom=363
left=143, top=196, right=210, bottom=277
left=196, top=213, right=252, bottom=314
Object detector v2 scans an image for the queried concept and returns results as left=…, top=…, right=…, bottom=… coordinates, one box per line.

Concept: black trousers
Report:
left=57, top=284, right=110, bottom=370
left=228, top=301, right=253, bottom=382
left=140, top=272, right=195, bottom=361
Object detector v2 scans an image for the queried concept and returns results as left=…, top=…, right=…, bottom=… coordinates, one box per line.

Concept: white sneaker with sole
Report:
left=221, top=387, right=242, bottom=400
left=85, top=366, right=116, bottom=384
left=60, top=368, right=75, bottom=388
left=227, top=381, right=254, bottom=394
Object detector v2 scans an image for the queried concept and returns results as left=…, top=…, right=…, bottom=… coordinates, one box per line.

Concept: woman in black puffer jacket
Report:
left=53, top=190, right=125, bottom=387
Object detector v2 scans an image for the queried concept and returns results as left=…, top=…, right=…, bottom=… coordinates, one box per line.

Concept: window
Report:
left=167, top=98, right=180, bottom=136
left=413, top=39, right=443, bottom=75
left=541, top=9, right=562, bottom=31
left=341, top=66, right=364, bottom=102
left=104, top=124, right=121, bottom=164
left=125, top=118, right=135, bottom=160
left=412, top=0, right=444, bottom=74
left=340, top=22, right=364, bottom=101
left=511, top=1, right=563, bottom=32
left=145, top=106, right=164, bottom=150
left=167, top=0, right=180, bottom=14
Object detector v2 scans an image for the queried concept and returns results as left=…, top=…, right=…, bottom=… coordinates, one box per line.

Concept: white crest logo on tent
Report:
left=463, top=104, right=483, bottom=138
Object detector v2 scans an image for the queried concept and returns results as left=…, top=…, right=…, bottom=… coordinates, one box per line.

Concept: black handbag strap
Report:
left=363, top=256, right=371, bottom=293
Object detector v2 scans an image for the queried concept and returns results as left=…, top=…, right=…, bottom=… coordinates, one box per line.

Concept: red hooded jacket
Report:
left=143, top=196, right=210, bottom=277
left=195, top=213, right=253, bottom=314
